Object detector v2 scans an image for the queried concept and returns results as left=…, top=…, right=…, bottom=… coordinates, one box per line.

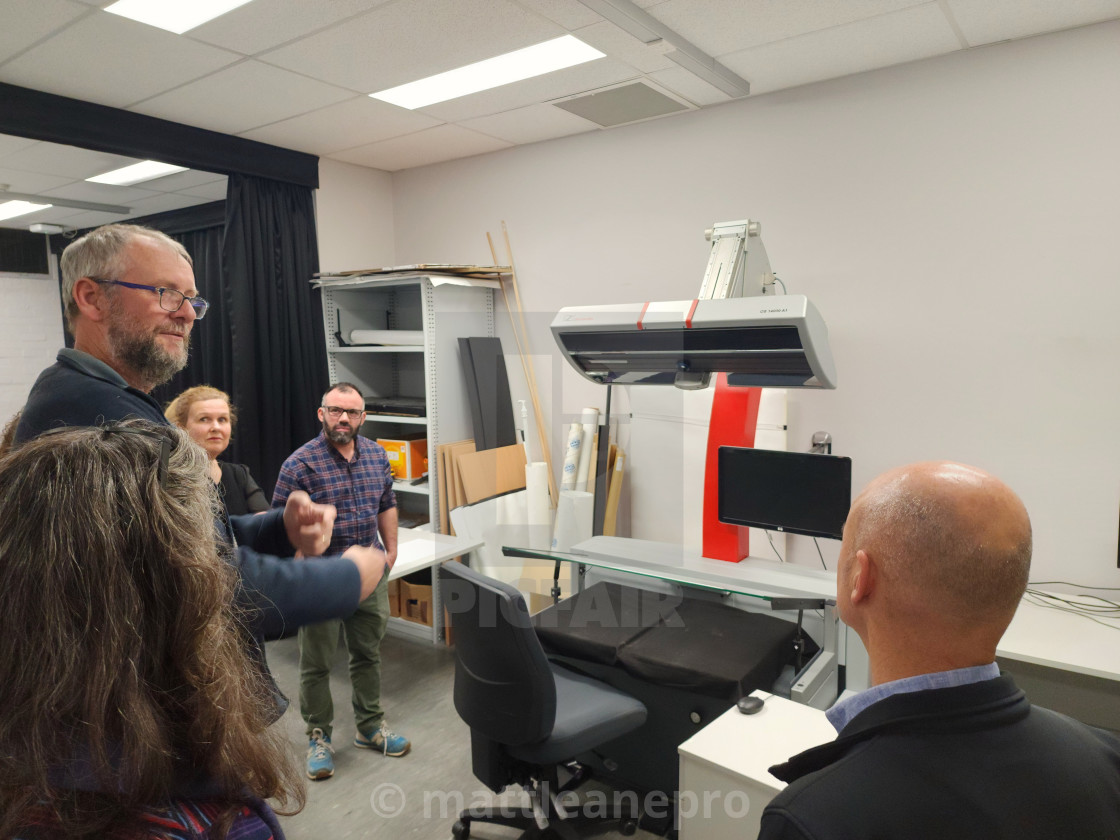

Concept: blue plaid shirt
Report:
left=272, top=433, right=396, bottom=554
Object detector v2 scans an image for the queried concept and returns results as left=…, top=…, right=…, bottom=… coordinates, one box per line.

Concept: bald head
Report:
left=843, top=461, right=1032, bottom=628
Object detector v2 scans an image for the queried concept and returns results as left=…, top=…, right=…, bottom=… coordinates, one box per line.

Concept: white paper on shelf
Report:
left=349, top=329, right=424, bottom=345
left=552, top=490, right=593, bottom=552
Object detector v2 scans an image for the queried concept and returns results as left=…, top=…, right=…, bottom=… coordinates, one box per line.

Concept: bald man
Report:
left=758, top=462, right=1120, bottom=840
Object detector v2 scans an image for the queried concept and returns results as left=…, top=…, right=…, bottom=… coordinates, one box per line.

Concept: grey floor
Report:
left=266, top=631, right=662, bottom=840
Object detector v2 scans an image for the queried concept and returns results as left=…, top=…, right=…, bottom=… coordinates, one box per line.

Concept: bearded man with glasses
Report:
left=273, top=382, right=410, bottom=781
left=14, top=224, right=388, bottom=723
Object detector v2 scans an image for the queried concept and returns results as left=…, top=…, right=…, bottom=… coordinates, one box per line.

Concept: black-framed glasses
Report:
left=91, top=278, right=209, bottom=320
left=38, top=424, right=175, bottom=490
left=322, top=405, right=365, bottom=421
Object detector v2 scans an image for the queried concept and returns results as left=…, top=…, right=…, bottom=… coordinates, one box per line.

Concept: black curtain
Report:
left=220, top=173, right=329, bottom=497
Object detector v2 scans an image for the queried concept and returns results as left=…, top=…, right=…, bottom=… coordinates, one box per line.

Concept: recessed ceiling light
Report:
left=0, top=200, right=52, bottom=222
left=87, top=161, right=189, bottom=187
left=370, top=35, right=605, bottom=110
left=104, top=0, right=255, bottom=34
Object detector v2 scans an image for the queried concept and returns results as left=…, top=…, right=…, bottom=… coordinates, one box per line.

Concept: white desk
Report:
left=385, top=528, right=482, bottom=645
left=678, top=692, right=836, bottom=840
left=996, top=590, right=1120, bottom=730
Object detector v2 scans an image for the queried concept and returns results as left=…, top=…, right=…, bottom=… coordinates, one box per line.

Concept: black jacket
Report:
left=759, top=674, right=1120, bottom=840
left=15, top=351, right=362, bottom=691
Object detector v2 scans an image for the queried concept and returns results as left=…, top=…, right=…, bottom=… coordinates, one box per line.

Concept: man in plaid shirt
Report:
left=273, top=382, right=411, bottom=781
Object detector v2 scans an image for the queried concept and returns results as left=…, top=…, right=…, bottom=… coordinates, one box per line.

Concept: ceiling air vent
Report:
left=552, top=80, right=692, bottom=128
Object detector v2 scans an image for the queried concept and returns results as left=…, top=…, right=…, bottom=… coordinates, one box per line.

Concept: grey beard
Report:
left=109, top=324, right=189, bottom=389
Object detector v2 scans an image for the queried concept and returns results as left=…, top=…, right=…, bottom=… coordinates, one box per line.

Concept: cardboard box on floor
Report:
left=400, top=578, right=433, bottom=626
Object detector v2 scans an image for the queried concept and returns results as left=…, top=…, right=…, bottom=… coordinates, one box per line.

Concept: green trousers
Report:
left=298, top=574, right=389, bottom=739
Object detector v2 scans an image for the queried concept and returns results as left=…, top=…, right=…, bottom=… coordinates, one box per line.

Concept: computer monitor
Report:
left=717, top=447, right=852, bottom=540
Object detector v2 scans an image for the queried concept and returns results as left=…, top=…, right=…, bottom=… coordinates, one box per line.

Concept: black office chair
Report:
left=440, top=562, right=649, bottom=840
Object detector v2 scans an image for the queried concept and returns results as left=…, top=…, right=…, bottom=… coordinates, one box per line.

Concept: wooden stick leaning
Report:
left=487, top=230, right=558, bottom=506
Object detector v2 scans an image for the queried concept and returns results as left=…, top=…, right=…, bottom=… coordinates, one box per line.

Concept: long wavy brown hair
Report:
left=0, top=422, right=304, bottom=838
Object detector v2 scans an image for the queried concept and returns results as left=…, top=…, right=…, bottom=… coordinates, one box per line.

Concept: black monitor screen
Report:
left=718, top=447, right=852, bottom=540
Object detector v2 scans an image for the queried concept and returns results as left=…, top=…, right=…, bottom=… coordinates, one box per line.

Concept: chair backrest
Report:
left=440, top=562, right=556, bottom=746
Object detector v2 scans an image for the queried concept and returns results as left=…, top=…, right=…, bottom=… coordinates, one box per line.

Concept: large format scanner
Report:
left=551, top=294, right=836, bottom=389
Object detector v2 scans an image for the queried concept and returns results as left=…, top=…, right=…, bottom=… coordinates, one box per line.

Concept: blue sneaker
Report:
left=354, top=722, right=410, bottom=757
left=307, top=728, right=334, bottom=780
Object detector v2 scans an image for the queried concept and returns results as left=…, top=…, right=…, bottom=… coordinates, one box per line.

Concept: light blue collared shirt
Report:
left=825, top=663, right=1000, bottom=733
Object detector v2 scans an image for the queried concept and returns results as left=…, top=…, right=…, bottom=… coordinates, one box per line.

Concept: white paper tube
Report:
left=348, top=329, right=424, bottom=346
left=560, top=422, right=582, bottom=491
left=574, top=407, right=599, bottom=492
left=551, top=490, right=594, bottom=552
left=526, top=461, right=552, bottom=550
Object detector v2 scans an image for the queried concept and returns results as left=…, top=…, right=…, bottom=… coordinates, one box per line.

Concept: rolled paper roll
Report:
left=526, top=461, right=552, bottom=550
left=560, top=422, right=582, bottom=491
left=574, top=407, right=599, bottom=492
left=551, top=490, right=594, bottom=552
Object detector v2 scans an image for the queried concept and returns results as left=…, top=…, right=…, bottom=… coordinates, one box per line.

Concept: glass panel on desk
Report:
left=501, top=546, right=774, bottom=603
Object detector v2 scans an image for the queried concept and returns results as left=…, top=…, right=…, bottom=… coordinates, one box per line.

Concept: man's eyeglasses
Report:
left=91, top=278, right=209, bottom=320
left=322, top=406, right=365, bottom=421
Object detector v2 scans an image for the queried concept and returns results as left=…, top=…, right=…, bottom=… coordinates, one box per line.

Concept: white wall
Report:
left=0, top=268, right=65, bottom=426
left=383, top=22, right=1120, bottom=584
left=315, top=157, right=396, bottom=272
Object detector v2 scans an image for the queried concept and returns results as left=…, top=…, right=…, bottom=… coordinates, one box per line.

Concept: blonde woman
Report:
left=165, top=385, right=268, bottom=515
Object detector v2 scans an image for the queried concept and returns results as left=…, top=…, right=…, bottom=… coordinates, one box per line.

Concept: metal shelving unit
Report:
left=318, top=273, right=496, bottom=640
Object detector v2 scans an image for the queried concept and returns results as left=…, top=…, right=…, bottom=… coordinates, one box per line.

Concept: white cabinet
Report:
left=319, top=274, right=496, bottom=642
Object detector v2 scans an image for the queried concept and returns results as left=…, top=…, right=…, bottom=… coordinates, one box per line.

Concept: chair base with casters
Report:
left=440, top=562, right=649, bottom=840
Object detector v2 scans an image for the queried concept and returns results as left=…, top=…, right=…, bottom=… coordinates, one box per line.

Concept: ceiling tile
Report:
left=329, top=124, right=512, bottom=171
left=260, top=0, right=562, bottom=92
left=0, top=13, right=241, bottom=108
left=460, top=103, right=599, bottom=144
left=945, top=0, right=1120, bottom=47
left=0, top=165, right=74, bottom=195
left=651, top=0, right=932, bottom=57
left=187, top=0, right=392, bottom=55
left=140, top=169, right=225, bottom=191
left=40, top=180, right=159, bottom=206
left=0, top=0, right=91, bottom=64
left=128, top=192, right=216, bottom=216
left=514, top=0, right=603, bottom=30
left=720, top=4, right=960, bottom=95
left=0, top=135, right=40, bottom=158
left=646, top=65, right=733, bottom=106
left=416, top=57, right=637, bottom=123
left=0, top=141, right=138, bottom=180
left=174, top=179, right=229, bottom=200
left=129, top=60, right=356, bottom=134
left=571, top=19, right=674, bottom=73
left=237, top=96, right=443, bottom=155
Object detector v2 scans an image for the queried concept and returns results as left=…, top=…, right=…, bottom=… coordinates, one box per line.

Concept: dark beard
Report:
left=323, top=420, right=357, bottom=445
left=108, top=322, right=189, bottom=389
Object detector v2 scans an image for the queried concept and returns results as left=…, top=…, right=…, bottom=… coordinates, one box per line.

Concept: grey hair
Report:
left=59, top=224, right=192, bottom=333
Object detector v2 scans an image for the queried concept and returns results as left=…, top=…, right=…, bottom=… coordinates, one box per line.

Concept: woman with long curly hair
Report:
left=0, top=421, right=304, bottom=839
